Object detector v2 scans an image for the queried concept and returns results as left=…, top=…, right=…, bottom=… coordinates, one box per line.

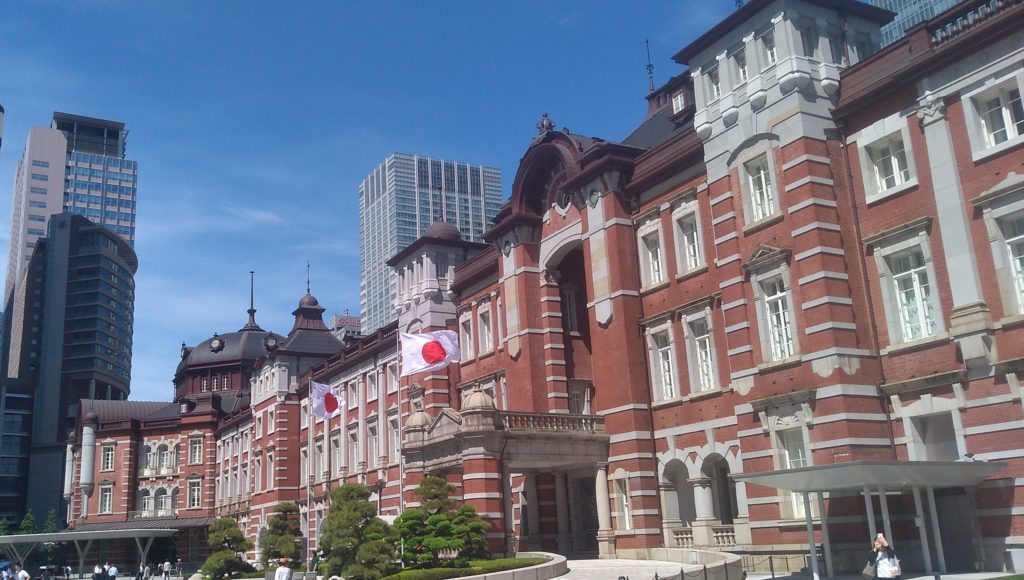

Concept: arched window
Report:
left=137, top=488, right=152, bottom=512
left=140, top=445, right=151, bottom=469
left=157, top=444, right=170, bottom=469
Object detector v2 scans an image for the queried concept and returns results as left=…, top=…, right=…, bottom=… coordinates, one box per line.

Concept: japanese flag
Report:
left=310, top=381, right=342, bottom=419
left=399, top=330, right=461, bottom=377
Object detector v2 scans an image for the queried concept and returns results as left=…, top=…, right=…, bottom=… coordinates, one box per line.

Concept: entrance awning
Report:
left=733, top=460, right=1007, bottom=579
left=733, top=459, right=1005, bottom=492
left=0, top=529, right=179, bottom=574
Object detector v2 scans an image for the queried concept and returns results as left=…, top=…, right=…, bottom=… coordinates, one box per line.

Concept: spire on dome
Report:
left=241, top=270, right=264, bottom=331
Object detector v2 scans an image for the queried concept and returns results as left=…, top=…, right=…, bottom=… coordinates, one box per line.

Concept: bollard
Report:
left=723, top=559, right=729, bottom=580
left=769, top=555, right=775, bottom=579
left=703, top=564, right=708, bottom=580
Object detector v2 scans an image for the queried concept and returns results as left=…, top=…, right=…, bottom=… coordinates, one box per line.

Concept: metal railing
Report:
left=500, top=412, right=604, bottom=432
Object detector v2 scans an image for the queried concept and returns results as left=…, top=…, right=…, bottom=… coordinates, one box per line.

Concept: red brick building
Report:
left=65, top=0, right=1024, bottom=574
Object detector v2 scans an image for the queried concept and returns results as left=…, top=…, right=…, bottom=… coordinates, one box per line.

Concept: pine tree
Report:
left=394, top=476, right=491, bottom=568
left=318, top=484, right=396, bottom=580
left=42, top=510, right=59, bottom=563
left=202, top=518, right=254, bottom=579
left=0, top=518, right=10, bottom=536
left=260, top=502, right=301, bottom=567
left=18, top=510, right=35, bottom=534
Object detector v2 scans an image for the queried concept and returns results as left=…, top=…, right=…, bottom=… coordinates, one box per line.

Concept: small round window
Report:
left=555, top=191, right=572, bottom=209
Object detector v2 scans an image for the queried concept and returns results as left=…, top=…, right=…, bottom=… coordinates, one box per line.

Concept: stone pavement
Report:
left=561, top=559, right=695, bottom=580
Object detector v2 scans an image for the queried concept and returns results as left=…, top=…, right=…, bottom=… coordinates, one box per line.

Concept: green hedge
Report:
left=381, top=558, right=549, bottom=580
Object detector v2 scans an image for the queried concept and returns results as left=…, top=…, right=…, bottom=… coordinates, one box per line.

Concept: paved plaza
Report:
left=561, top=559, right=696, bottom=580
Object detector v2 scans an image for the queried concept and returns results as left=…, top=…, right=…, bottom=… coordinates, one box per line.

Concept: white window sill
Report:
left=972, top=135, right=1024, bottom=163
left=758, top=355, right=802, bottom=372
left=676, top=265, right=709, bottom=282
left=880, top=331, right=949, bottom=355
left=640, top=280, right=671, bottom=295
left=995, top=313, right=1024, bottom=330
left=865, top=178, right=919, bottom=206
left=743, top=212, right=784, bottom=235
left=652, top=396, right=685, bottom=409
left=688, top=387, right=725, bottom=401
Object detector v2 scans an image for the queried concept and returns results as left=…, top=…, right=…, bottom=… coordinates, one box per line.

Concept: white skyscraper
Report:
left=359, top=153, right=502, bottom=333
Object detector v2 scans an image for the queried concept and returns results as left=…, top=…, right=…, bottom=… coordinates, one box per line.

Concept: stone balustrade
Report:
left=500, top=412, right=604, bottom=432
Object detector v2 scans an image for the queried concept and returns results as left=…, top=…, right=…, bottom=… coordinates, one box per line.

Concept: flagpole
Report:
left=306, top=376, right=313, bottom=569
left=396, top=330, right=405, bottom=514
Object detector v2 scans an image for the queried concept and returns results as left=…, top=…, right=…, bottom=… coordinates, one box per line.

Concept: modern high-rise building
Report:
left=866, top=0, right=963, bottom=45
left=359, top=153, right=502, bottom=333
left=4, top=112, right=137, bottom=305
left=14, top=212, right=137, bottom=521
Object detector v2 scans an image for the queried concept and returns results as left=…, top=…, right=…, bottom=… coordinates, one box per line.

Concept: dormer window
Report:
left=734, top=50, right=748, bottom=84
left=671, top=91, right=687, bottom=114
left=708, top=67, right=722, bottom=100
left=762, top=32, right=777, bottom=67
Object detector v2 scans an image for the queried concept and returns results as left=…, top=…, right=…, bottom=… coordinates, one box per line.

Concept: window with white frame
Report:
left=301, top=447, right=309, bottom=481
left=745, top=154, right=777, bottom=222
left=459, top=313, right=475, bottom=360
left=868, top=136, right=911, bottom=192
left=614, top=478, right=632, bottom=530
left=708, top=67, right=721, bottom=100
left=762, top=31, right=777, bottom=67
left=887, top=248, right=937, bottom=342
left=684, top=312, right=718, bottom=392
left=387, top=362, right=399, bottom=393
left=255, top=415, right=262, bottom=438
left=301, top=401, right=309, bottom=426
left=671, top=91, right=687, bottom=114
left=478, top=308, right=493, bottom=354
left=647, top=326, right=678, bottom=401
left=776, top=427, right=813, bottom=518
left=975, top=83, right=1024, bottom=149
left=870, top=226, right=944, bottom=346
left=638, top=225, right=665, bottom=287
left=734, top=49, right=748, bottom=84
left=254, top=458, right=262, bottom=493
left=1004, top=215, right=1024, bottom=312
left=388, top=414, right=401, bottom=463
left=673, top=206, right=704, bottom=274
left=855, top=114, right=918, bottom=202
left=267, top=453, right=275, bottom=490
left=761, top=276, right=798, bottom=364
left=367, top=373, right=379, bottom=401
left=347, top=382, right=358, bottom=409
left=99, top=484, right=113, bottom=513
left=201, top=378, right=208, bottom=392
left=348, top=427, right=360, bottom=466
left=331, top=431, right=341, bottom=473
left=268, top=410, right=275, bottom=433
left=187, top=479, right=202, bottom=508
left=367, top=422, right=379, bottom=466
left=189, top=437, right=203, bottom=464
left=101, top=445, right=115, bottom=471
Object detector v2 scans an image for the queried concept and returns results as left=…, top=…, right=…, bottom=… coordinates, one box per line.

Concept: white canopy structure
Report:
left=0, top=529, right=178, bottom=575
left=734, top=460, right=1005, bottom=579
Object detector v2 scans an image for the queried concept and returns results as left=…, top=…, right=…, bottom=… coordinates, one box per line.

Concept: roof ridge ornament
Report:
left=537, top=112, right=555, bottom=135
left=241, top=270, right=264, bottom=331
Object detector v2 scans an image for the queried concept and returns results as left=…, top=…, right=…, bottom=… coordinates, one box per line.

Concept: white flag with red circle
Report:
left=310, top=380, right=342, bottom=419
left=399, top=330, right=461, bottom=377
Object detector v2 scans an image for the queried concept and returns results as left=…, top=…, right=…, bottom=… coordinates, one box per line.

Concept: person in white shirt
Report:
left=273, top=559, right=291, bottom=580
left=14, top=564, right=30, bottom=580
left=160, top=563, right=169, bottom=580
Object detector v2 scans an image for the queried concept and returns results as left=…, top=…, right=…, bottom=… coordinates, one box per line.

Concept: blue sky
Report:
left=0, top=1, right=733, bottom=402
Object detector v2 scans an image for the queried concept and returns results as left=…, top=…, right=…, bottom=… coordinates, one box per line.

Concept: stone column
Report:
left=690, top=477, right=716, bottom=546
left=554, top=473, right=571, bottom=554
left=523, top=472, right=541, bottom=550
left=502, top=461, right=516, bottom=557
left=918, top=93, right=994, bottom=368
left=659, top=483, right=682, bottom=547
left=595, top=463, right=615, bottom=557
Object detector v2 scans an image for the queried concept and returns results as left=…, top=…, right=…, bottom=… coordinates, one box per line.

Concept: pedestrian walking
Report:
left=160, top=562, right=169, bottom=580
left=273, top=559, right=291, bottom=580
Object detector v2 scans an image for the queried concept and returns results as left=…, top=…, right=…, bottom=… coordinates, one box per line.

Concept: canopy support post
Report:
left=73, top=539, right=92, bottom=578
left=926, top=486, right=946, bottom=573
left=817, top=492, right=834, bottom=578
left=912, top=486, right=934, bottom=575
left=803, top=492, right=820, bottom=580
left=862, top=485, right=877, bottom=539
left=132, top=536, right=156, bottom=570
left=878, top=486, right=894, bottom=542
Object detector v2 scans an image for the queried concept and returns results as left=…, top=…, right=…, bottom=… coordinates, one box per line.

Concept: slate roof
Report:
left=622, top=105, right=690, bottom=150
left=81, top=400, right=177, bottom=423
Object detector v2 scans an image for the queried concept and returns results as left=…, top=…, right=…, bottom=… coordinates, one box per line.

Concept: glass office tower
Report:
left=359, top=153, right=502, bottom=334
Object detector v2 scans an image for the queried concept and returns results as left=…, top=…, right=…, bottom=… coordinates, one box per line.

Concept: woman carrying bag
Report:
left=864, top=534, right=902, bottom=579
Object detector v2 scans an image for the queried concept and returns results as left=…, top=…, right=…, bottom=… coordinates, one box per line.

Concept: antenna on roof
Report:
left=645, top=39, right=655, bottom=93
left=249, top=270, right=255, bottom=311
left=306, top=260, right=311, bottom=294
